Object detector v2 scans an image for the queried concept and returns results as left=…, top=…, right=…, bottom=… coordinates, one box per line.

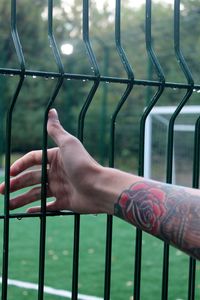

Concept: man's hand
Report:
left=0, top=109, right=106, bottom=214
left=1, top=109, right=200, bottom=259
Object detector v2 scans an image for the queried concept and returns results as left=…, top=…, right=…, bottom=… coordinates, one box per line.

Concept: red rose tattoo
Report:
left=114, top=180, right=200, bottom=260
left=114, top=182, right=167, bottom=235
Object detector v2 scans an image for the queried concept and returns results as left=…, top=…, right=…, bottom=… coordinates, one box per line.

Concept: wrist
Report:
left=93, top=166, right=140, bottom=215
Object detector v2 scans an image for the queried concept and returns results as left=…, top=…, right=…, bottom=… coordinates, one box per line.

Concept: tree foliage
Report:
left=0, top=0, right=199, bottom=169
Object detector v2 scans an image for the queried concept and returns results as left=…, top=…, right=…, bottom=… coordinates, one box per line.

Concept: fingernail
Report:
left=48, top=109, right=58, bottom=121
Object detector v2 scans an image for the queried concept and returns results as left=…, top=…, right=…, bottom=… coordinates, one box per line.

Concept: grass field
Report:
left=0, top=175, right=200, bottom=300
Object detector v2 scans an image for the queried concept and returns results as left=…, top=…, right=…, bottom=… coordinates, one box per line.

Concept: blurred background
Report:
left=0, top=1, right=200, bottom=300
left=0, top=0, right=199, bottom=186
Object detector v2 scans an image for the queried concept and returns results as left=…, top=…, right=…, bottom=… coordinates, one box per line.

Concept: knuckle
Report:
left=29, top=150, right=40, bottom=164
left=28, top=150, right=37, bottom=164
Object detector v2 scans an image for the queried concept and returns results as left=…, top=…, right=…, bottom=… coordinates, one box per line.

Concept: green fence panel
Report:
left=0, top=1, right=200, bottom=300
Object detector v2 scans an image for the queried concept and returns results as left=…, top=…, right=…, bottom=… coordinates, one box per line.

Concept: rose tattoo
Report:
left=114, top=181, right=167, bottom=235
left=114, top=180, right=200, bottom=259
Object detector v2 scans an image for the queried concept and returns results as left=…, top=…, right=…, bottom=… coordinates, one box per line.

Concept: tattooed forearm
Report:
left=114, top=181, right=200, bottom=260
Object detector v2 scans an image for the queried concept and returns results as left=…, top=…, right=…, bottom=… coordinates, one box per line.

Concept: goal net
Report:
left=144, top=105, right=200, bottom=187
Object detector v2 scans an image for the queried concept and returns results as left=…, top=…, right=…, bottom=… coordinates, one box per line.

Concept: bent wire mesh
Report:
left=0, top=0, right=200, bottom=300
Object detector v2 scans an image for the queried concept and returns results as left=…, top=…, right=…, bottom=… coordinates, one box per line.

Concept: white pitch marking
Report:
left=0, top=277, right=103, bottom=300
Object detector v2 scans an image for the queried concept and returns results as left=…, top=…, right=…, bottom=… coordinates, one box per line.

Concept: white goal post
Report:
left=144, top=105, right=200, bottom=184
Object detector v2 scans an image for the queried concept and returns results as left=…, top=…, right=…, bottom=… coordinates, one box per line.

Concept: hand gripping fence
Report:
left=0, top=1, right=200, bottom=300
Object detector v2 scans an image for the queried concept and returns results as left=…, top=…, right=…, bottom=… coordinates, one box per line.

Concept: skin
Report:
left=0, top=109, right=199, bottom=259
left=115, top=181, right=200, bottom=259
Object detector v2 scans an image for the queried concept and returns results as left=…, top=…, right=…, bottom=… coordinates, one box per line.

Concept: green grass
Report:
left=0, top=176, right=200, bottom=300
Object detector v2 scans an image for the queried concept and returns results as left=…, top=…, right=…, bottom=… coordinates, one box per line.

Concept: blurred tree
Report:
left=0, top=0, right=199, bottom=170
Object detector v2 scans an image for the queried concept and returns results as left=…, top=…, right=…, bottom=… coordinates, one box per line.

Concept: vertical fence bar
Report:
left=188, top=100, right=199, bottom=299
left=187, top=116, right=200, bottom=299
left=104, top=1, right=134, bottom=299
left=78, top=0, right=100, bottom=141
left=71, top=213, right=80, bottom=300
left=37, top=1, right=64, bottom=299
left=134, top=1, right=165, bottom=299
left=111, top=0, right=134, bottom=177
left=1, top=1, right=25, bottom=299
left=2, top=78, right=24, bottom=300
left=142, top=0, right=165, bottom=176
left=72, top=1, right=100, bottom=299
left=162, top=1, right=194, bottom=299
left=1, top=1, right=200, bottom=300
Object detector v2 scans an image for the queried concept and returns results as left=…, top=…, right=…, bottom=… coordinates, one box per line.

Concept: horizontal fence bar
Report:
left=0, top=69, right=199, bottom=89
left=0, top=69, right=200, bottom=92
left=1, top=1, right=200, bottom=300
left=0, top=211, right=77, bottom=219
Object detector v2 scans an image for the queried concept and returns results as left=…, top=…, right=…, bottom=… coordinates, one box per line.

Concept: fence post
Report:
left=0, top=84, right=4, bottom=169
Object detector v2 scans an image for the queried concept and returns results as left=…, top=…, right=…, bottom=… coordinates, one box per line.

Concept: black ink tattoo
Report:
left=114, top=181, right=200, bottom=260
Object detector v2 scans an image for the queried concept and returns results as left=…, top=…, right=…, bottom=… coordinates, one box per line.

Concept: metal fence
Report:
left=0, top=0, right=200, bottom=299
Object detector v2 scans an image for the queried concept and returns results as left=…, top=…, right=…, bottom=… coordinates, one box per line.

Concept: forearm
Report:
left=98, top=167, right=200, bottom=260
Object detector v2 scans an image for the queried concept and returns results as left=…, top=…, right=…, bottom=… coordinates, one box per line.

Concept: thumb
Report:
left=47, top=109, right=69, bottom=147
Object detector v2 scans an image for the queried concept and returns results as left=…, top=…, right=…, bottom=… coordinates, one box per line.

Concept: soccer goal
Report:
left=144, top=105, right=200, bottom=187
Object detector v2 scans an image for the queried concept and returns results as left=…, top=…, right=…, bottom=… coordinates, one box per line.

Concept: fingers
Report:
left=27, top=200, right=58, bottom=213
left=5, top=108, right=73, bottom=181
left=47, top=109, right=73, bottom=148
left=27, top=206, right=42, bottom=213
left=9, top=186, right=52, bottom=210
left=10, top=150, right=42, bottom=176
left=0, top=181, right=5, bottom=194
left=9, top=148, right=56, bottom=178
left=0, top=169, right=42, bottom=194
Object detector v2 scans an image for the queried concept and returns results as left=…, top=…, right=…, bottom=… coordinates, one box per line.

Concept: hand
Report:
left=0, top=109, right=105, bottom=214
left=1, top=109, right=199, bottom=259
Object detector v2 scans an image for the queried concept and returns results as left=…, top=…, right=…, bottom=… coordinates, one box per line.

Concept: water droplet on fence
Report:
left=193, top=89, right=196, bottom=92
left=173, top=87, right=177, bottom=90
left=32, top=75, right=37, bottom=79
left=51, top=77, right=54, bottom=80
left=17, top=217, right=22, bottom=220
left=82, top=79, right=86, bottom=82
left=67, top=78, right=71, bottom=81
left=197, top=90, right=200, bottom=93
left=10, top=74, right=14, bottom=77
